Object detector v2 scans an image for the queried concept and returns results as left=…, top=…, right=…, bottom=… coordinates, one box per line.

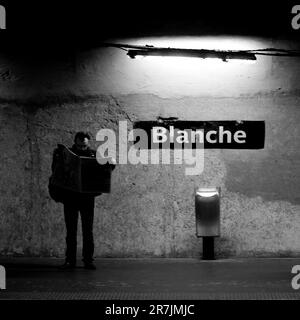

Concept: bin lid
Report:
left=196, top=187, right=219, bottom=197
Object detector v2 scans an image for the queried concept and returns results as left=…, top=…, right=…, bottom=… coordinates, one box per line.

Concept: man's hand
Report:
left=108, top=157, right=117, bottom=165
left=107, top=157, right=116, bottom=170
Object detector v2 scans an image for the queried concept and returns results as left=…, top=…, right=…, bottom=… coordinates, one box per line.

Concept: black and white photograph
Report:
left=0, top=0, right=300, bottom=316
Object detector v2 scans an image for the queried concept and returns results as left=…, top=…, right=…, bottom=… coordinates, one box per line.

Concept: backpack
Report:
left=48, top=176, right=65, bottom=203
left=48, top=145, right=66, bottom=203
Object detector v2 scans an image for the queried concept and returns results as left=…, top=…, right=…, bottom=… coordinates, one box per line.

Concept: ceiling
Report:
left=1, top=1, right=299, bottom=50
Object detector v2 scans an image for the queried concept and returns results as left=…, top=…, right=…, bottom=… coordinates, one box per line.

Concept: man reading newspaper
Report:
left=50, top=131, right=116, bottom=270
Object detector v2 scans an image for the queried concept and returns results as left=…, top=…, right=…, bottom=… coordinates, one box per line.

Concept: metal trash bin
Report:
left=195, top=187, right=220, bottom=259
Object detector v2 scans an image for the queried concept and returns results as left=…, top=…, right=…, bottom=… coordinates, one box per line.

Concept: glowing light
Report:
left=118, top=36, right=264, bottom=68
left=102, top=36, right=271, bottom=97
left=196, top=188, right=219, bottom=197
left=121, top=36, right=265, bottom=51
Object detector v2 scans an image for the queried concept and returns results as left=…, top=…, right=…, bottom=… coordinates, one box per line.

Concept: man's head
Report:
left=74, top=131, right=91, bottom=151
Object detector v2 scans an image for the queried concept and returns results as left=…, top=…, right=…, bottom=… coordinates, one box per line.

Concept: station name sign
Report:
left=133, top=120, right=265, bottom=149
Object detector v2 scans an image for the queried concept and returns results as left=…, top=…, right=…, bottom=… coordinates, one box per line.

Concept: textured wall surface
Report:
left=0, top=36, right=299, bottom=258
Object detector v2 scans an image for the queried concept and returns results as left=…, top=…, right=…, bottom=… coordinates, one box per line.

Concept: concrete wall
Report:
left=0, top=36, right=300, bottom=257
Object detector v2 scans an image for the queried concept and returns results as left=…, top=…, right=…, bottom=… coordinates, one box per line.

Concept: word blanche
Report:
left=96, top=121, right=204, bottom=176
left=0, top=5, right=5, bottom=29
left=153, top=125, right=246, bottom=144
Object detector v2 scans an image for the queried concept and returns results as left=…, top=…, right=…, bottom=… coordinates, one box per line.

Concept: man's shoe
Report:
left=58, top=262, right=76, bottom=270
left=84, top=262, right=96, bottom=270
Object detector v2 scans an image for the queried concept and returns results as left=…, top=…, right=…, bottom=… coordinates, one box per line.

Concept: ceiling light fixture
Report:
left=100, top=43, right=300, bottom=62
left=127, top=48, right=257, bottom=62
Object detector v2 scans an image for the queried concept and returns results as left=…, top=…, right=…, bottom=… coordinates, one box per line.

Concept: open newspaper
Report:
left=51, top=144, right=112, bottom=193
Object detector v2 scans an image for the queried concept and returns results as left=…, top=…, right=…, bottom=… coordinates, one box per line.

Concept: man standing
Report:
left=52, top=131, right=115, bottom=270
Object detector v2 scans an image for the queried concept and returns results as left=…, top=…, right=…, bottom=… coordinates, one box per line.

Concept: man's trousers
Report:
left=63, top=195, right=95, bottom=264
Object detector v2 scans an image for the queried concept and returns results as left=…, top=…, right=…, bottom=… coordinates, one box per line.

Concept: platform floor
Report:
left=1, top=257, right=300, bottom=300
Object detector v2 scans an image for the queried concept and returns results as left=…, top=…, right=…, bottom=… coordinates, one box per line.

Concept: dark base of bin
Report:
left=202, top=236, right=215, bottom=260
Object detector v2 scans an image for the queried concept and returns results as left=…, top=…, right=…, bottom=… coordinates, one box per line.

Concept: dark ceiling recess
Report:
left=1, top=1, right=299, bottom=50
